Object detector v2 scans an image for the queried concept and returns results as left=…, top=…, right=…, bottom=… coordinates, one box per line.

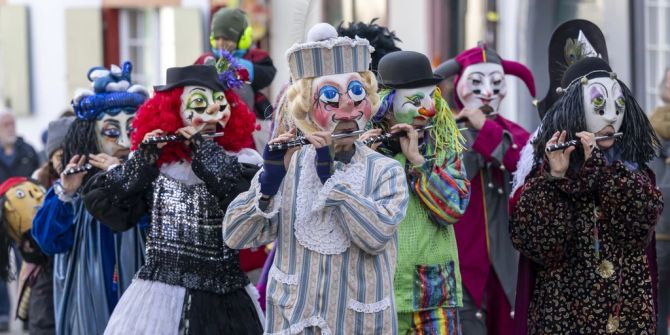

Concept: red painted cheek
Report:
left=313, top=105, right=331, bottom=128
left=457, top=84, right=472, bottom=101
left=361, top=100, right=372, bottom=119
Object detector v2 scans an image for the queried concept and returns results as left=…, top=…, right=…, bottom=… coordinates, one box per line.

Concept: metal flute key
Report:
left=545, top=132, right=623, bottom=152
left=267, top=129, right=367, bottom=152
left=62, top=163, right=93, bottom=176
left=142, top=132, right=225, bottom=145
left=362, top=125, right=435, bottom=146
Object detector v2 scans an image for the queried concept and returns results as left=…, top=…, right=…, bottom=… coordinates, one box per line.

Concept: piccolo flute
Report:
left=545, top=132, right=623, bottom=152
left=267, top=129, right=367, bottom=152
left=62, top=163, right=93, bottom=176
left=142, top=132, right=225, bottom=145
left=362, top=125, right=435, bottom=146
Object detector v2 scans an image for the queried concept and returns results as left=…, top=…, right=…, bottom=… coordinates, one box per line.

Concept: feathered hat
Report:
left=337, top=18, right=401, bottom=74
left=537, top=19, right=609, bottom=119
left=434, top=42, right=536, bottom=109
left=71, top=61, right=149, bottom=121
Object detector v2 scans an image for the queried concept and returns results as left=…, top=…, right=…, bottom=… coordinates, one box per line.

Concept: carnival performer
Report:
left=223, top=23, right=409, bottom=334
left=84, top=63, right=264, bottom=335
left=31, top=61, right=147, bottom=335
left=510, top=56, right=662, bottom=334
left=361, top=50, right=469, bottom=334
left=434, top=43, right=536, bottom=335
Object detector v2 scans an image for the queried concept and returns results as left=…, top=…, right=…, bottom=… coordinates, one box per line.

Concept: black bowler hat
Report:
left=154, top=65, right=225, bottom=92
left=377, top=51, right=443, bottom=89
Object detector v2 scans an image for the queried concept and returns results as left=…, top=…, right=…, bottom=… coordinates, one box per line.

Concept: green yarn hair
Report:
left=430, top=87, right=465, bottom=164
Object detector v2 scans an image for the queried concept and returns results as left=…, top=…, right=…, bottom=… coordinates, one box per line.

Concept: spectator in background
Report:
left=650, top=66, right=670, bottom=335
left=0, top=109, right=39, bottom=332
left=195, top=7, right=277, bottom=153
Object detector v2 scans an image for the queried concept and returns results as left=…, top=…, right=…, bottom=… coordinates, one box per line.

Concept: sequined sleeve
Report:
left=190, top=134, right=243, bottom=202
left=223, top=170, right=280, bottom=249
left=409, top=151, right=470, bottom=226
left=83, top=147, right=159, bottom=231
left=599, top=162, right=663, bottom=251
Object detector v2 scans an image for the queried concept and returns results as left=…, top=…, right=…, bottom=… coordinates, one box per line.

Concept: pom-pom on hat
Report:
left=71, top=61, right=149, bottom=121
left=286, top=22, right=374, bottom=81
left=434, top=42, right=536, bottom=109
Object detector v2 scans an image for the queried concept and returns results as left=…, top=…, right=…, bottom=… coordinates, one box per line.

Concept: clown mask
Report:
left=3, top=181, right=44, bottom=242
left=180, top=85, right=231, bottom=133
left=391, top=86, right=436, bottom=127
left=95, top=111, right=135, bottom=158
left=582, top=77, right=625, bottom=149
left=310, top=73, right=373, bottom=135
left=457, top=63, right=507, bottom=115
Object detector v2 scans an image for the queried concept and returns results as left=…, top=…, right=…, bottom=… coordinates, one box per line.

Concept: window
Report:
left=119, top=8, right=161, bottom=88
left=642, top=0, right=670, bottom=112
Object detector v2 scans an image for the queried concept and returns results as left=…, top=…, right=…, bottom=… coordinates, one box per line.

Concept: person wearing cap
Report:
left=84, top=63, right=263, bottom=334
left=434, top=44, right=536, bottom=335
left=196, top=7, right=276, bottom=152
left=223, top=23, right=408, bottom=334
left=361, top=50, right=469, bottom=334
left=31, top=61, right=148, bottom=334
left=510, top=56, right=662, bottom=334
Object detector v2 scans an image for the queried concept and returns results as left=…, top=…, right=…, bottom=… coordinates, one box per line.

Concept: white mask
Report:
left=95, top=112, right=135, bottom=158
left=582, top=77, right=625, bottom=135
left=180, top=85, right=231, bottom=133
left=456, top=63, right=507, bottom=115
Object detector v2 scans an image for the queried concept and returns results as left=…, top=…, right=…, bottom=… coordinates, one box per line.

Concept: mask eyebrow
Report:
left=589, top=82, right=608, bottom=97
left=103, top=119, right=121, bottom=126
left=189, top=87, right=206, bottom=93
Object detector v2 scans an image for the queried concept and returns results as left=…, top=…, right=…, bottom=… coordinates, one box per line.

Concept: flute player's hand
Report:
left=545, top=131, right=574, bottom=178
left=260, top=128, right=296, bottom=197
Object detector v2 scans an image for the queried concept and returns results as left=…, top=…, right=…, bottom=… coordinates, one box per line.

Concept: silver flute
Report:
left=545, top=132, right=623, bottom=152
left=62, top=163, right=93, bottom=176
left=362, top=125, right=435, bottom=146
left=142, top=132, right=225, bottom=145
left=267, top=129, right=367, bottom=152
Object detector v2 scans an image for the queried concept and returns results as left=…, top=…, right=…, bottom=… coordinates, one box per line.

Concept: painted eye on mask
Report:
left=592, top=95, right=606, bottom=111
left=347, top=81, right=367, bottom=105
left=319, top=85, right=340, bottom=107
left=214, top=92, right=226, bottom=103
left=15, top=189, right=25, bottom=199
left=101, top=128, right=121, bottom=138
left=188, top=93, right=208, bottom=113
left=615, top=96, right=625, bottom=108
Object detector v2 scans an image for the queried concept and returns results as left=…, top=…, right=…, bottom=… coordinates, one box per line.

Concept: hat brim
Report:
left=381, top=75, right=444, bottom=89
left=154, top=79, right=225, bottom=92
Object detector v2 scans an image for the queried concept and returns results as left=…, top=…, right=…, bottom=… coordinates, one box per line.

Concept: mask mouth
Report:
left=333, top=121, right=359, bottom=135
left=595, top=125, right=616, bottom=137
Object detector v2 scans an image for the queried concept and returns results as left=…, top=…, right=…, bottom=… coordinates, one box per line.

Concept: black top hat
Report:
left=537, top=19, right=609, bottom=119
left=377, top=51, right=443, bottom=89
left=154, top=65, right=225, bottom=92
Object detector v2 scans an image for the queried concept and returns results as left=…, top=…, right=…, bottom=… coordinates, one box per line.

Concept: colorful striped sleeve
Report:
left=325, top=160, right=409, bottom=255
left=410, top=151, right=470, bottom=226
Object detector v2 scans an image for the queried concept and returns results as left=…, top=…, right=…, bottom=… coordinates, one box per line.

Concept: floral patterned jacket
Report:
left=510, top=150, right=663, bottom=334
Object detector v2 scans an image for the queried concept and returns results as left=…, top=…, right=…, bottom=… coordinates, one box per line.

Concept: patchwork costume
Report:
left=223, top=23, right=409, bottom=334
left=371, top=50, right=469, bottom=334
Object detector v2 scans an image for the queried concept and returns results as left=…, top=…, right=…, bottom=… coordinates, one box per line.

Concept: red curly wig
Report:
left=131, top=87, right=256, bottom=167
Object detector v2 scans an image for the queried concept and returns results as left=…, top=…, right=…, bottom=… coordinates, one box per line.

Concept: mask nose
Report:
left=117, top=133, right=130, bottom=148
left=206, top=103, right=220, bottom=115
left=418, top=107, right=435, bottom=118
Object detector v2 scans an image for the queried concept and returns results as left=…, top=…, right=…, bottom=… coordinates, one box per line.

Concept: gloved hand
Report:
left=259, top=145, right=287, bottom=196
left=315, top=146, right=332, bottom=184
